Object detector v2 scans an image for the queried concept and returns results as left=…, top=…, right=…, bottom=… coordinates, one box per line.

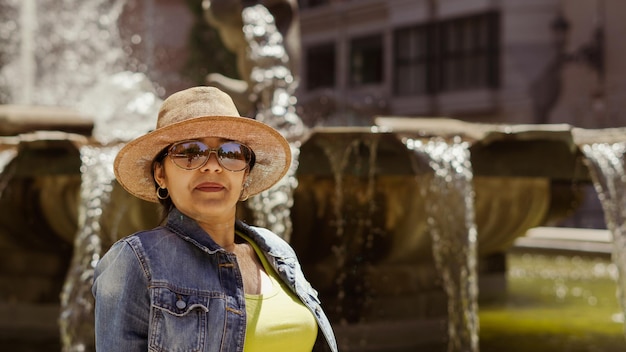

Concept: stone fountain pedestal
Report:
left=0, top=107, right=594, bottom=351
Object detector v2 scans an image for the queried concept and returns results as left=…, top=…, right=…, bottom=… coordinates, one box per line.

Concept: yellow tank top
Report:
left=238, top=233, right=318, bottom=352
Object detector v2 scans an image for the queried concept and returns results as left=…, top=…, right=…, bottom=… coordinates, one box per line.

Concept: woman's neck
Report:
left=197, top=218, right=237, bottom=249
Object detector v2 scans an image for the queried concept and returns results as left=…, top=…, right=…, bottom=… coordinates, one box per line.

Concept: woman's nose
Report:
left=201, top=151, right=223, bottom=172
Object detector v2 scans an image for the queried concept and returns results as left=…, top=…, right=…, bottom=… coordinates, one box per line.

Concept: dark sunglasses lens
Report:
left=218, top=142, right=250, bottom=171
left=169, top=141, right=209, bottom=169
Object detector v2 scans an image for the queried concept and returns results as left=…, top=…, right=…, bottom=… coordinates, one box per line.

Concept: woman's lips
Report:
left=196, top=182, right=225, bottom=192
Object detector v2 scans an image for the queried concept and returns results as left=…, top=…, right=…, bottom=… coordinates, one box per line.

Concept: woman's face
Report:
left=154, top=137, right=249, bottom=222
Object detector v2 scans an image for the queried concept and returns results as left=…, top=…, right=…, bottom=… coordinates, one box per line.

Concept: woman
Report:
left=92, top=86, right=338, bottom=352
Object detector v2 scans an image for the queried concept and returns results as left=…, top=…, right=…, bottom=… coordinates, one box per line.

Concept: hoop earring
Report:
left=156, top=186, right=169, bottom=200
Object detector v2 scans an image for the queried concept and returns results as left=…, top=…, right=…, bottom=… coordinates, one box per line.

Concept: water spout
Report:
left=573, top=128, right=626, bottom=339
left=403, top=136, right=479, bottom=352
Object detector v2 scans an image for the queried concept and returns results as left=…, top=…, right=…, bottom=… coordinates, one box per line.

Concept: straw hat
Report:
left=113, top=86, right=291, bottom=203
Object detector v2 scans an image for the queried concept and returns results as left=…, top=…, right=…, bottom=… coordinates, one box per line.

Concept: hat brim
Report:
left=114, top=115, right=292, bottom=203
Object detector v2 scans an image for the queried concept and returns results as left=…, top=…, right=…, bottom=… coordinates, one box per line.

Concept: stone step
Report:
left=513, top=226, right=612, bottom=255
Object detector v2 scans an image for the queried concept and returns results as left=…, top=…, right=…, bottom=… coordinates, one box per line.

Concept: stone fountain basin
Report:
left=294, top=118, right=590, bottom=257
left=0, top=106, right=597, bottom=350
left=0, top=109, right=591, bottom=277
left=0, top=105, right=93, bottom=136
left=300, top=117, right=589, bottom=180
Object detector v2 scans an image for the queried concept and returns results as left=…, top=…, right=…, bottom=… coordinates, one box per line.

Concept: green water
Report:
left=480, top=253, right=626, bottom=351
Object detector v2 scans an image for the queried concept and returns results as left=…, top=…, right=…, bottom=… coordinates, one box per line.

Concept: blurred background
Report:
left=0, top=0, right=625, bottom=351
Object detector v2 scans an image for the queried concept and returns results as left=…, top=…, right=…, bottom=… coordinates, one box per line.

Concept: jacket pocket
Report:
left=149, top=286, right=210, bottom=352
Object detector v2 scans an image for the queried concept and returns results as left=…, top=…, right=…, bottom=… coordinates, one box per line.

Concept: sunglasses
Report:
left=165, top=140, right=253, bottom=171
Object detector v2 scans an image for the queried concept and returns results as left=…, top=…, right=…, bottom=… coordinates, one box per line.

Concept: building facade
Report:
left=114, top=0, right=620, bottom=130
left=297, top=0, right=618, bottom=129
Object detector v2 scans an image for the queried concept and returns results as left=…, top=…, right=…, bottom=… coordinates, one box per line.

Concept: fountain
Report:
left=1, top=1, right=625, bottom=352
left=289, top=120, right=592, bottom=351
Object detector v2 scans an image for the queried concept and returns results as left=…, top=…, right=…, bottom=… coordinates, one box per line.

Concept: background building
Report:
left=107, top=0, right=618, bottom=131
left=297, top=0, right=615, bottom=129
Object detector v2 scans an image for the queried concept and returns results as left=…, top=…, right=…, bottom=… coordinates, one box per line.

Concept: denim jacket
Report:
left=92, top=208, right=338, bottom=352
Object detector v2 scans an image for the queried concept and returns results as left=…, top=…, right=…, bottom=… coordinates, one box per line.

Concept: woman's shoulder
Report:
left=97, top=226, right=177, bottom=278
left=104, top=226, right=173, bottom=257
left=117, top=225, right=171, bottom=243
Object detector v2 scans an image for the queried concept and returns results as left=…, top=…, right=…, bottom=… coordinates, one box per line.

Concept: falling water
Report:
left=317, top=134, right=380, bottom=323
left=403, top=136, right=479, bottom=352
left=577, top=140, right=626, bottom=337
left=59, top=144, right=123, bottom=352
left=240, top=4, right=307, bottom=241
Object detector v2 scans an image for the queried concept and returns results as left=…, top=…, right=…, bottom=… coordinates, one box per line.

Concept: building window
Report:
left=394, top=24, right=434, bottom=95
left=298, top=0, right=331, bottom=9
left=305, top=42, right=336, bottom=90
left=393, top=12, right=499, bottom=96
left=350, top=34, right=383, bottom=86
left=439, top=12, right=499, bottom=91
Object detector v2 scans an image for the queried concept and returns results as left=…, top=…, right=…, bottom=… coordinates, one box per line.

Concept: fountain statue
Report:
left=202, top=0, right=301, bottom=119
left=2, top=1, right=626, bottom=352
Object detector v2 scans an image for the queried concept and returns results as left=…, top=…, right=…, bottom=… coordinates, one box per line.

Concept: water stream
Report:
left=403, top=135, right=479, bottom=352
left=59, top=144, right=123, bottom=352
left=240, top=4, right=307, bottom=242
left=317, top=134, right=381, bottom=324
left=577, top=140, right=626, bottom=338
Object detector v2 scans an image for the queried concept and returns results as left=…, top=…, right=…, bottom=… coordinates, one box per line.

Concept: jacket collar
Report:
left=165, top=208, right=263, bottom=254
left=165, top=208, right=225, bottom=253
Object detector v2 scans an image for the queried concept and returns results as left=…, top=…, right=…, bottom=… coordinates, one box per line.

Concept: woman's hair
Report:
left=151, top=142, right=256, bottom=223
